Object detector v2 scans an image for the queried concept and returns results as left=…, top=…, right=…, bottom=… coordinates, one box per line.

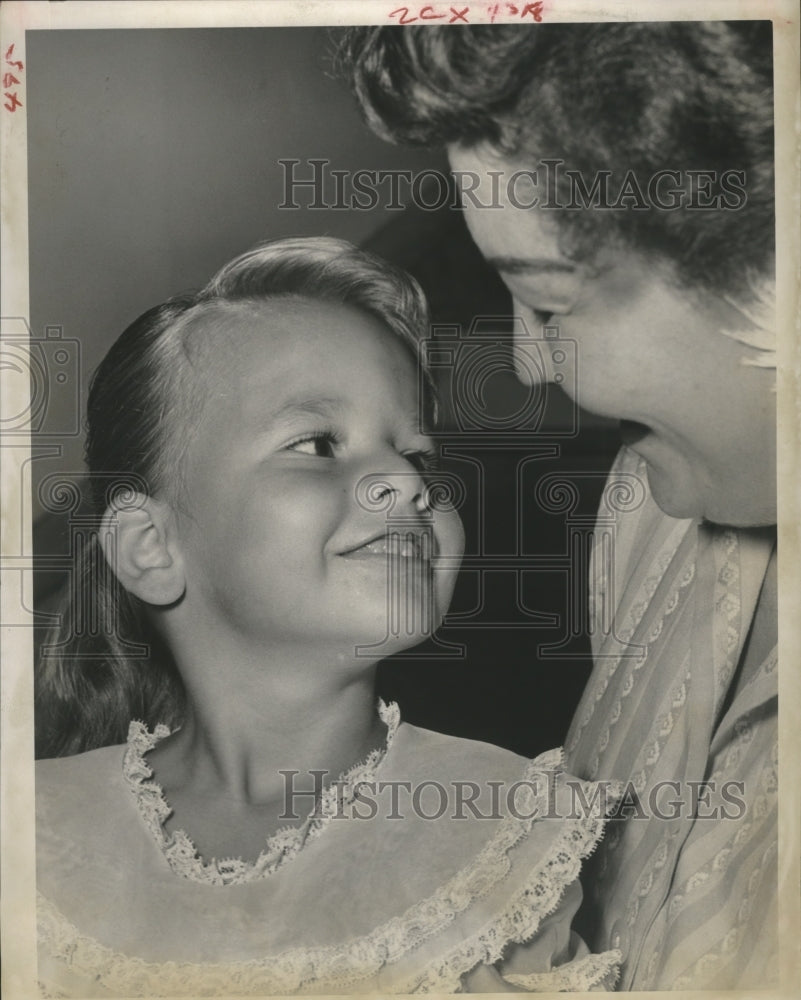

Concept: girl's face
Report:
left=449, top=144, right=777, bottom=527
left=172, top=297, right=464, bottom=658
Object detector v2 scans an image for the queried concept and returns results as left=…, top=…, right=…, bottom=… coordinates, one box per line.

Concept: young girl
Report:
left=35, top=237, right=619, bottom=995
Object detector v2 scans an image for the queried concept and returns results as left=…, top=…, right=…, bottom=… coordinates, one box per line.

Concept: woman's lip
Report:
left=619, top=420, right=650, bottom=446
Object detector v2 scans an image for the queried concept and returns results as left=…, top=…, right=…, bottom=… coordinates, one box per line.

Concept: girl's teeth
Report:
left=356, top=537, right=421, bottom=557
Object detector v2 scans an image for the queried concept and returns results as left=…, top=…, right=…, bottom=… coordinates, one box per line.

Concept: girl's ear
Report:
left=99, top=494, right=186, bottom=606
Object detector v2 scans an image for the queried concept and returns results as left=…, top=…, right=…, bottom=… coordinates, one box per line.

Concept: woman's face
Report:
left=449, top=144, right=776, bottom=527
left=173, top=298, right=464, bottom=659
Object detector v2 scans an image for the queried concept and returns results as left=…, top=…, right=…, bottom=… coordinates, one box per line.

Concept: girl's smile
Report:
left=338, top=530, right=433, bottom=560
left=169, top=296, right=464, bottom=660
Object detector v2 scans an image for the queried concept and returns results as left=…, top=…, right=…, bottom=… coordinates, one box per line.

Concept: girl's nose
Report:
left=355, top=456, right=429, bottom=518
left=377, top=469, right=428, bottom=515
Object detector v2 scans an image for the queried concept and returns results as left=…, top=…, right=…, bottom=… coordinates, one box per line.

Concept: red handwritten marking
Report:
left=389, top=2, right=543, bottom=23
left=3, top=43, right=23, bottom=112
left=389, top=3, right=463, bottom=23
left=4, top=43, right=23, bottom=72
left=389, top=6, right=418, bottom=23
left=521, top=1, right=543, bottom=20
left=489, top=1, right=542, bottom=21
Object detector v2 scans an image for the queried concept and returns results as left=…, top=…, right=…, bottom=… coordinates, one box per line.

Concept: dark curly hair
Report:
left=336, top=22, right=774, bottom=299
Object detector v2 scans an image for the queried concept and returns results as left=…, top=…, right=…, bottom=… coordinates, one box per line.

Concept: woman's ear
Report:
left=99, top=494, right=186, bottom=606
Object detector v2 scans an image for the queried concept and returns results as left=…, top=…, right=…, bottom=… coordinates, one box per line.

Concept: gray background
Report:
left=26, top=27, right=441, bottom=519
left=26, top=26, right=613, bottom=753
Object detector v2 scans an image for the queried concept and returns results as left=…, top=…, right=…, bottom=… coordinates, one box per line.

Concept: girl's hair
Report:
left=336, top=22, right=774, bottom=303
left=36, top=237, right=432, bottom=757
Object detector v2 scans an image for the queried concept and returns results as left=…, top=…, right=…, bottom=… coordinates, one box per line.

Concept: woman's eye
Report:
left=285, top=433, right=338, bottom=458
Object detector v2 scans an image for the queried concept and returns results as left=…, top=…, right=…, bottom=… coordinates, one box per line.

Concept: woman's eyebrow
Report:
left=488, top=256, right=577, bottom=276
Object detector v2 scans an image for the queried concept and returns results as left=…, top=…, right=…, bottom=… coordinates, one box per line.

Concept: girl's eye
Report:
left=285, top=432, right=339, bottom=458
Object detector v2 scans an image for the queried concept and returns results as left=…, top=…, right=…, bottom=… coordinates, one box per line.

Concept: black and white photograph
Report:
left=1, top=1, right=799, bottom=996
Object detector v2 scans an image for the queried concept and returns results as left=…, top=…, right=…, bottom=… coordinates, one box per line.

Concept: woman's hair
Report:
left=36, top=237, right=433, bottom=757
left=336, top=22, right=775, bottom=302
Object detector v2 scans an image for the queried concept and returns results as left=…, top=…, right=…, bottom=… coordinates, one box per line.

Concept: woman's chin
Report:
left=641, top=461, right=704, bottom=521
left=645, top=463, right=776, bottom=528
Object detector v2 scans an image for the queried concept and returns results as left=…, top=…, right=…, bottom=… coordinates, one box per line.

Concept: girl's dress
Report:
left=37, top=703, right=620, bottom=996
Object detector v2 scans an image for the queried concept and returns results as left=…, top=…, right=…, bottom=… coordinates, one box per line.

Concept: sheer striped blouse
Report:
left=565, top=447, right=777, bottom=990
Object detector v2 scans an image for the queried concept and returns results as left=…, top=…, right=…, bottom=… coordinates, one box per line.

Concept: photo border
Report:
left=2, top=2, right=798, bottom=996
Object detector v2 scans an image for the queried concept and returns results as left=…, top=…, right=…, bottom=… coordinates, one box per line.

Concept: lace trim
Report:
left=403, top=765, right=620, bottom=992
left=123, top=700, right=400, bottom=886
left=38, top=750, right=617, bottom=995
left=501, top=950, right=622, bottom=992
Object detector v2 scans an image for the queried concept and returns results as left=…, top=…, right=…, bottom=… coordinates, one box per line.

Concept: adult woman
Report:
left=339, top=21, right=777, bottom=989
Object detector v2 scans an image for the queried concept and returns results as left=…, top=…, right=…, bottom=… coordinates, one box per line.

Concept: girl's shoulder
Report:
left=387, top=718, right=532, bottom=772
left=385, top=720, right=617, bottom=828
left=37, top=739, right=126, bottom=779
left=36, top=741, right=129, bottom=824
left=36, top=737, right=150, bottom=895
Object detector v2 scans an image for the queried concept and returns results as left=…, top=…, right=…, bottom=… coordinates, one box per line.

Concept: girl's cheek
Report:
left=438, top=508, right=465, bottom=559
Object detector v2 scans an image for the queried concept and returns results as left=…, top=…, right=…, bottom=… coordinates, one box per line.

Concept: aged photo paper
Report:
left=1, top=0, right=799, bottom=996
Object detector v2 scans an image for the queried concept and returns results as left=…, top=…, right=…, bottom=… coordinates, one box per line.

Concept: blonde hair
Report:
left=37, top=237, right=434, bottom=757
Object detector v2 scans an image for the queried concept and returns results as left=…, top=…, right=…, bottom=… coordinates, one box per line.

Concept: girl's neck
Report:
left=149, top=637, right=385, bottom=808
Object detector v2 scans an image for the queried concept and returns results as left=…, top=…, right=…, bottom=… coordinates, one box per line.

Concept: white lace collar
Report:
left=122, top=700, right=401, bottom=887
left=39, top=734, right=622, bottom=995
